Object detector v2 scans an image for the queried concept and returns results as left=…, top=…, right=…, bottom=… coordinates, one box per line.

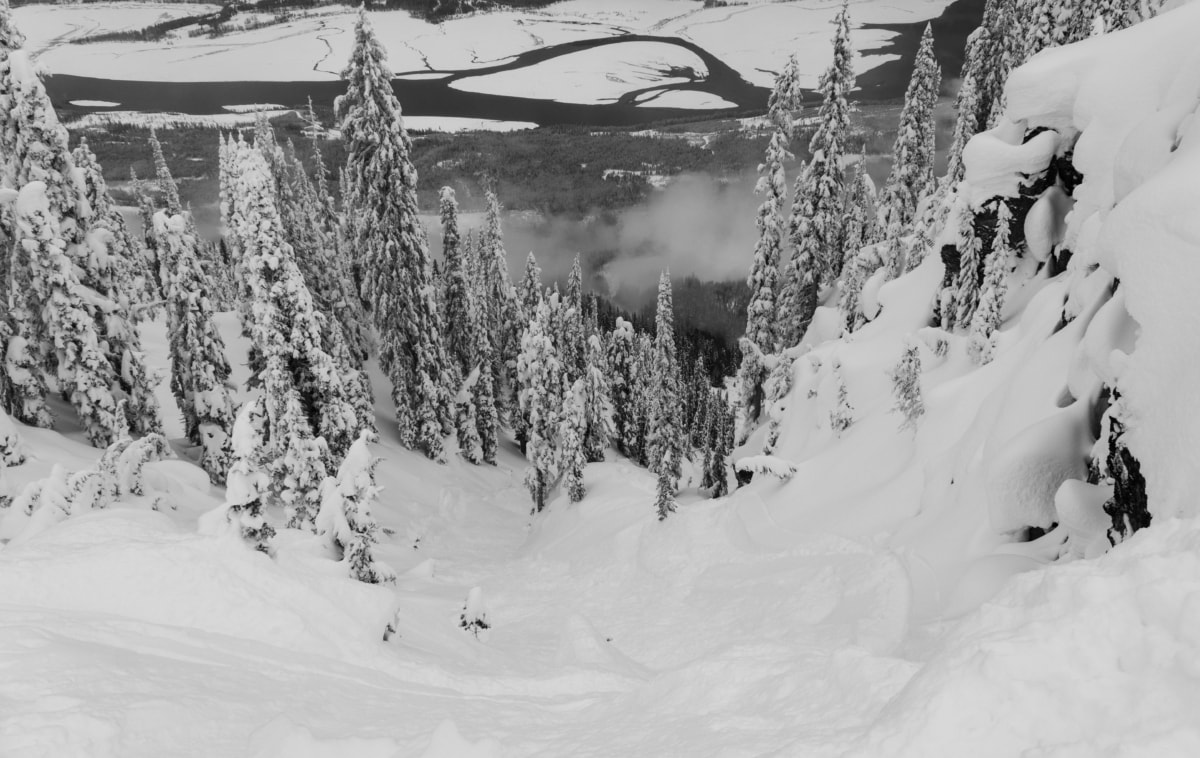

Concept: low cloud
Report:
left=427, top=171, right=759, bottom=309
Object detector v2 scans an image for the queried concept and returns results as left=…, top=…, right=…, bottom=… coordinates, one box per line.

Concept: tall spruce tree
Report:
left=646, top=272, right=682, bottom=484
left=72, top=140, right=162, bottom=438
left=478, top=188, right=522, bottom=417
left=559, top=381, right=587, bottom=503
left=224, top=139, right=365, bottom=472
left=877, top=23, right=941, bottom=276
left=968, top=202, right=1014, bottom=364
left=441, top=186, right=475, bottom=375
left=579, top=334, right=615, bottom=462
left=780, top=2, right=855, bottom=346
left=953, top=200, right=985, bottom=328
left=518, top=297, right=564, bottom=512
left=607, top=317, right=639, bottom=458
left=336, top=9, right=454, bottom=458
left=156, top=210, right=237, bottom=482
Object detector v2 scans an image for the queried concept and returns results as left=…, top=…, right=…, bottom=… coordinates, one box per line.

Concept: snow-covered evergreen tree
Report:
left=646, top=272, right=682, bottom=484
left=518, top=297, right=564, bottom=512
left=839, top=155, right=880, bottom=330
left=559, top=380, right=587, bottom=503
left=148, top=128, right=182, bottom=215
left=459, top=586, right=490, bottom=638
left=455, top=366, right=484, bottom=464
left=14, top=183, right=122, bottom=447
left=890, top=339, right=925, bottom=432
left=276, top=388, right=329, bottom=530
left=579, top=334, right=615, bottom=463
left=654, top=448, right=679, bottom=521
left=477, top=188, right=522, bottom=418
left=629, top=333, right=655, bottom=465
left=877, top=22, right=942, bottom=269
left=780, top=2, right=855, bottom=346
left=316, top=430, right=395, bottom=584
left=336, top=9, right=454, bottom=459
left=968, top=203, right=1014, bottom=364
left=517, top=251, right=543, bottom=327
left=222, top=397, right=275, bottom=553
left=156, top=211, right=236, bottom=482
left=472, top=317, right=499, bottom=465
left=953, top=200, right=986, bottom=328
left=744, top=87, right=795, bottom=357
left=736, top=337, right=767, bottom=443
left=562, top=254, right=587, bottom=383
left=441, top=186, right=476, bottom=375
left=607, top=317, right=639, bottom=458
left=224, top=139, right=365, bottom=465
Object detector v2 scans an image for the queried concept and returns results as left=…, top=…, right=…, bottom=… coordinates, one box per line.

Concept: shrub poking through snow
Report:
left=459, top=586, right=490, bottom=639
left=0, top=407, right=23, bottom=466
left=890, top=339, right=925, bottom=432
left=829, top=357, right=854, bottom=437
left=97, top=433, right=173, bottom=499
left=4, top=432, right=173, bottom=538
left=735, top=454, right=798, bottom=481
left=316, top=430, right=395, bottom=584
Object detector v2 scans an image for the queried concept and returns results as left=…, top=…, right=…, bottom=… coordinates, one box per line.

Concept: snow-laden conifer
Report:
left=654, top=448, right=679, bottom=521
left=890, top=339, right=925, bottom=432
left=455, top=365, right=484, bottom=464
left=14, top=183, right=121, bottom=447
left=518, top=297, right=564, bottom=512
left=477, top=189, right=522, bottom=414
left=559, top=381, right=587, bottom=503
left=156, top=211, right=236, bottom=482
left=607, top=317, right=639, bottom=458
left=517, top=251, right=543, bottom=328
left=336, top=9, right=454, bottom=458
left=562, top=254, right=587, bottom=383
left=224, top=139, right=365, bottom=464
left=781, top=2, right=855, bottom=342
left=441, top=186, right=476, bottom=375
left=222, top=398, right=275, bottom=552
left=953, top=201, right=985, bottom=328
left=645, top=272, right=682, bottom=484
left=148, top=128, right=182, bottom=215
left=472, top=322, right=500, bottom=465
left=968, top=203, right=1014, bottom=364
left=316, top=430, right=395, bottom=584
left=580, top=335, right=615, bottom=462
left=877, top=23, right=941, bottom=267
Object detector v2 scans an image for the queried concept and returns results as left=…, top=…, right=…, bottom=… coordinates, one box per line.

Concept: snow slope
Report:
left=14, top=0, right=955, bottom=96
left=5, top=4, right=1200, bottom=756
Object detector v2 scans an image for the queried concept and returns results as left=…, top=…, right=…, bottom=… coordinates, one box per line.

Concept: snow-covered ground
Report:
left=6, top=3, right=1200, bottom=756
left=14, top=0, right=956, bottom=103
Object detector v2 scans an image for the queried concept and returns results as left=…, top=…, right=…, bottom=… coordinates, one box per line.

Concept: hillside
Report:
left=2, top=0, right=1200, bottom=756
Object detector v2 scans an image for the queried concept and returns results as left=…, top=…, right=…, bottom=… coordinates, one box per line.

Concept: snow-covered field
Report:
left=14, top=0, right=956, bottom=104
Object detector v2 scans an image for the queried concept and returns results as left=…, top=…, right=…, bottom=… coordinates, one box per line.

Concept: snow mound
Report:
left=0, top=509, right=397, bottom=662
left=847, top=516, right=1200, bottom=757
